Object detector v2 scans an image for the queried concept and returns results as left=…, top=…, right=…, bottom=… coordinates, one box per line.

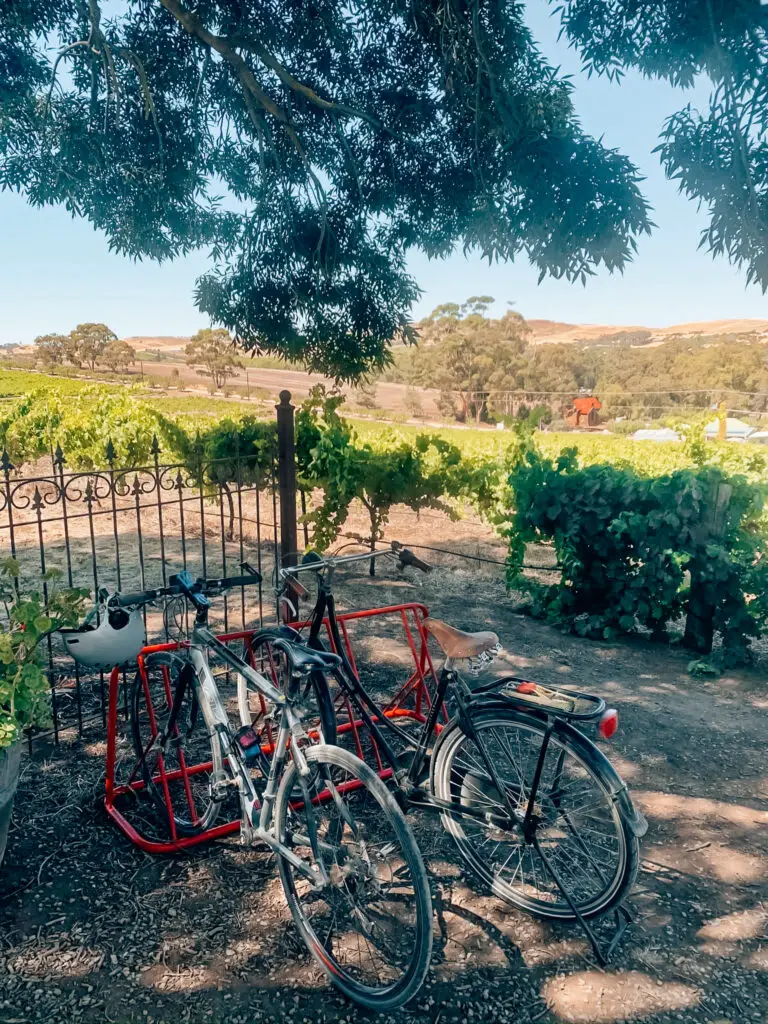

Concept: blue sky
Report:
left=1, top=0, right=765, bottom=346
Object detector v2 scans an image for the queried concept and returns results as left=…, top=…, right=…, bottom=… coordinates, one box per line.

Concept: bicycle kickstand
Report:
left=532, top=835, right=635, bottom=966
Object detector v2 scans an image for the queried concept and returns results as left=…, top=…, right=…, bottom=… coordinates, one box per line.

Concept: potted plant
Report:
left=0, top=558, right=87, bottom=868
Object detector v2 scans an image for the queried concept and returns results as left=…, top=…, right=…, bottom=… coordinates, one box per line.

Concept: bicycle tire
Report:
left=430, top=706, right=639, bottom=920
left=275, top=744, right=433, bottom=1010
left=130, top=652, right=221, bottom=837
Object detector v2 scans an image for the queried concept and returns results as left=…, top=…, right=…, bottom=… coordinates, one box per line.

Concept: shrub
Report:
left=0, top=560, right=88, bottom=748
left=504, top=445, right=768, bottom=661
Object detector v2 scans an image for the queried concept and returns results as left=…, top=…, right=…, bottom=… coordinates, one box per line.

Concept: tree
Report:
left=404, top=387, right=424, bottom=420
left=415, top=301, right=531, bottom=423
left=351, top=382, right=378, bottom=410
left=68, top=323, right=117, bottom=370
left=102, top=339, right=136, bottom=373
left=7, top=3, right=768, bottom=378
left=556, top=1, right=768, bottom=291
left=33, top=333, right=67, bottom=367
left=185, top=328, right=241, bottom=390
left=298, top=390, right=461, bottom=572
left=1, top=0, right=655, bottom=380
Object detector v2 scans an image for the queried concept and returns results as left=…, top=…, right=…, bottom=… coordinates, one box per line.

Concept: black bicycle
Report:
left=237, top=544, right=648, bottom=963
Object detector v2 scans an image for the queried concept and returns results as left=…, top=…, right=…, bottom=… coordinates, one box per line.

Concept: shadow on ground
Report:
left=1, top=563, right=766, bottom=1023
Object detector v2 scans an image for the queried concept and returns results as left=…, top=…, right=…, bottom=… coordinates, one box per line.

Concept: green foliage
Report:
left=404, top=387, right=424, bottom=419
left=33, top=333, right=68, bottom=367
left=0, top=387, right=180, bottom=468
left=185, top=329, right=242, bottom=390
left=350, top=382, right=379, bottom=411
left=295, top=388, right=465, bottom=562
left=687, top=659, right=720, bottom=679
left=0, top=560, right=88, bottom=749
left=413, top=301, right=531, bottom=423
left=504, top=444, right=768, bottom=661
left=102, top=340, right=136, bottom=372
left=0, top=370, right=102, bottom=400
left=1, top=1, right=653, bottom=378
left=556, top=0, right=768, bottom=290
left=377, top=315, right=768, bottom=424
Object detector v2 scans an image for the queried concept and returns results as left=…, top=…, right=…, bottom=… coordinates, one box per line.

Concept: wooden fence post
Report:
left=276, top=391, right=299, bottom=619
left=683, top=479, right=731, bottom=654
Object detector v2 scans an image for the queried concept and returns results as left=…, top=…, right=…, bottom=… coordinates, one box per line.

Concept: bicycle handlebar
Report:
left=278, top=542, right=432, bottom=581
left=113, top=571, right=263, bottom=608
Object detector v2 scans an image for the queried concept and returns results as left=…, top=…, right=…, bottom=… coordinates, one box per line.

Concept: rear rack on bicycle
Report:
left=475, top=676, right=606, bottom=720
left=104, top=602, right=443, bottom=853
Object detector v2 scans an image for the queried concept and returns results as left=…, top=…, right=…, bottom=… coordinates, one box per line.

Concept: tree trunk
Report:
left=222, top=482, right=235, bottom=539
left=367, top=506, right=378, bottom=576
left=683, top=480, right=731, bottom=654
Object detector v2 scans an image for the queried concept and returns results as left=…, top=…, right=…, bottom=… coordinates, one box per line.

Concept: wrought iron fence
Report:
left=0, top=433, right=284, bottom=747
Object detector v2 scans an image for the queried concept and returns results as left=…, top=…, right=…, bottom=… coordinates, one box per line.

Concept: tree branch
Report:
left=233, top=36, right=388, bottom=133
left=158, top=0, right=296, bottom=136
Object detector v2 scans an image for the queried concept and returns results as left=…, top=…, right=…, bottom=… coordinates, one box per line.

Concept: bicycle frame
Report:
left=175, top=623, right=332, bottom=886
left=284, top=561, right=527, bottom=831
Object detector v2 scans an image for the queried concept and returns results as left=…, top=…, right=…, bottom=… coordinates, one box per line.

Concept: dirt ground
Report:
left=1, top=554, right=766, bottom=1024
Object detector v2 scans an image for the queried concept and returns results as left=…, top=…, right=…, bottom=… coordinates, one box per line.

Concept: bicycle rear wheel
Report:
left=237, top=631, right=337, bottom=763
left=130, top=652, right=221, bottom=837
left=431, top=707, right=639, bottom=920
left=275, top=744, right=432, bottom=1010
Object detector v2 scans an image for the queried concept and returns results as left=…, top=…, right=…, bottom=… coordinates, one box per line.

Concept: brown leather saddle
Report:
left=423, top=618, right=499, bottom=659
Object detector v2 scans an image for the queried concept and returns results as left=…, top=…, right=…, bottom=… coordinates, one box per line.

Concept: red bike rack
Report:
left=104, top=602, right=444, bottom=853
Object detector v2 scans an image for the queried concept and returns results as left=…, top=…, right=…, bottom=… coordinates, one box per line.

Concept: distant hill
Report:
left=527, top=318, right=768, bottom=345
left=119, top=318, right=768, bottom=353
left=122, top=336, right=189, bottom=353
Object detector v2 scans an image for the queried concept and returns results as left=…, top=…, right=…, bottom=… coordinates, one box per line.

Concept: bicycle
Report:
left=239, top=544, right=648, bottom=964
left=94, top=570, right=433, bottom=1010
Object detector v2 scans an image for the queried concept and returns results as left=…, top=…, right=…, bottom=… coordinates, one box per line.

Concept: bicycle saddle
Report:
left=272, top=638, right=342, bottom=674
left=424, top=618, right=499, bottom=659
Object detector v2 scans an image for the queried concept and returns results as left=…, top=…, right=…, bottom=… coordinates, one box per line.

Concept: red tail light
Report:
left=598, top=709, right=619, bottom=739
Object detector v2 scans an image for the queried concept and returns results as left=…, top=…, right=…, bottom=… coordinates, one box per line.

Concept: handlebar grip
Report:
left=398, top=548, right=432, bottom=573
left=211, top=573, right=263, bottom=591
left=114, top=590, right=158, bottom=607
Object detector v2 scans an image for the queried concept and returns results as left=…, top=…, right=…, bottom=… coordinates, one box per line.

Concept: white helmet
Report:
left=60, top=591, right=146, bottom=670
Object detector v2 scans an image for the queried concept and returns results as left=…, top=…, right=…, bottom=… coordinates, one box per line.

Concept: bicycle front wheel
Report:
left=431, top=708, right=639, bottom=920
left=130, top=652, right=221, bottom=837
left=275, top=744, right=432, bottom=1010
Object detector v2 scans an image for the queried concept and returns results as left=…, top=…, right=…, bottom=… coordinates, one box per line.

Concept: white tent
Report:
left=632, top=428, right=680, bottom=442
left=704, top=417, right=754, bottom=439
